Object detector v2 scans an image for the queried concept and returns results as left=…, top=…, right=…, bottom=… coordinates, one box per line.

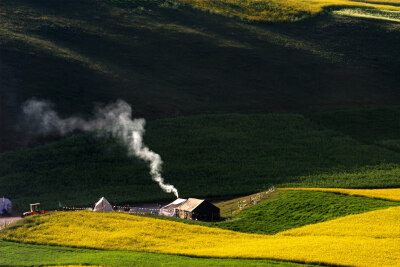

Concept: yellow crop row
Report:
left=176, top=0, right=400, bottom=21
left=3, top=208, right=400, bottom=267
left=280, top=187, right=400, bottom=201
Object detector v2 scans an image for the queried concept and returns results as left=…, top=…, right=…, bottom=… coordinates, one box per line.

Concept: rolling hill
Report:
left=2, top=0, right=400, bottom=151
left=3, top=112, right=400, bottom=210
left=3, top=203, right=400, bottom=266
left=2, top=1, right=400, bottom=267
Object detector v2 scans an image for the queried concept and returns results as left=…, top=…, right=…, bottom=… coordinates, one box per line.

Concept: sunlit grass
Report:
left=3, top=209, right=400, bottom=266
left=333, top=8, right=400, bottom=22
left=212, top=190, right=400, bottom=234
left=281, top=187, right=400, bottom=201
left=175, top=0, right=400, bottom=21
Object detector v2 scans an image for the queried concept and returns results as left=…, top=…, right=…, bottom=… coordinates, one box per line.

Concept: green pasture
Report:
left=3, top=113, right=400, bottom=210
left=0, top=240, right=310, bottom=267
left=213, top=190, right=400, bottom=234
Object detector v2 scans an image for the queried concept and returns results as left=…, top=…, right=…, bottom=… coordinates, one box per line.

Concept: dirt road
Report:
left=0, top=214, right=22, bottom=229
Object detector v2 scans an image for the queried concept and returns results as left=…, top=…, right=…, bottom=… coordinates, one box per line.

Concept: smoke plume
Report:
left=21, top=99, right=179, bottom=198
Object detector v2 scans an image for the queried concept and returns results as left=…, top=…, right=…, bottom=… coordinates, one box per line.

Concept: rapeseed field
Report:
left=3, top=208, right=400, bottom=267
left=279, top=205, right=400, bottom=238
left=281, top=188, right=400, bottom=201
left=176, top=0, right=400, bottom=21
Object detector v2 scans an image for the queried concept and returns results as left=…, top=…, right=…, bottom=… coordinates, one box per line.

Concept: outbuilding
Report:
left=160, top=198, right=187, bottom=217
left=164, top=198, right=220, bottom=221
left=93, top=197, right=113, bottom=212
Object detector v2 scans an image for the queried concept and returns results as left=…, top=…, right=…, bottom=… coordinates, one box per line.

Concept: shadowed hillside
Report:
left=2, top=0, right=400, bottom=150
left=3, top=113, right=400, bottom=210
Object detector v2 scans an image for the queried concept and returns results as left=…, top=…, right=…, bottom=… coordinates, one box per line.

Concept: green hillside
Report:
left=0, top=240, right=309, bottom=267
left=2, top=0, right=400, bottom=151
left=306, top=107, right=400, bottom=150
left=3, top=113, right=400, bottom=211
left=213, top=190, right=400, bottom=234
left=143, top=190, right=400, bottom=234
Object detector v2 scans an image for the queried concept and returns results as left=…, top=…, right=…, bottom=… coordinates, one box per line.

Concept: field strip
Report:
left=280, top=187, right=400, bottom=201
left=176, top=0, right=400, bottom=21
left=0, top=240, right=309, bottom=267
left=333, top=8, right=400, bottom=22
left=2, top=209, right=400, bottom=267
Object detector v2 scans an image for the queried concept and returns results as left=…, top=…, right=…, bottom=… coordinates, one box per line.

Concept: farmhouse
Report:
left=162, top=198, right=220, bottom=221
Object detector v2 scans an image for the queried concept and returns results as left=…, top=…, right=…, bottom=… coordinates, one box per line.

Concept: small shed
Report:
left=93, top=197, right=113, bottom=212
left=0, top=198, right=12, bottom=215
left=175, top=198, right=220, bottom=221
left=160, top=198, right=187, bottom=217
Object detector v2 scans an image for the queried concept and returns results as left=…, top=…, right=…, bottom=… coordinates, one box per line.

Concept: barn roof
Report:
left=161, top=198, right=187, bottom=210
left=176, top=198, right=205, bottom=212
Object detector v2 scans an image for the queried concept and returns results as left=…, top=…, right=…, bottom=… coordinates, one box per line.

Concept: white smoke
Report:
left=21, top=99, right=179, bottom=198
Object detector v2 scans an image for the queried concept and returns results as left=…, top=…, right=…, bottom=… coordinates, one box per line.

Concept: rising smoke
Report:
left=21, top=99, right=179, bottom=198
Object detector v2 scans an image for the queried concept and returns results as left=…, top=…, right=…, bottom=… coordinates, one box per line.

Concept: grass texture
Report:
left=3, top=114, right=400, bottom=210
left=0, top=241, right=306, bottom=267
left=111, top=0, right=400, bottom=22
left=306, top=107, right=400, bottom=150
left=3, top=0, right=400, bottom=153
left=212, top=190, right=400, bottom=234
left=281, top=187, right=400, bottom=201
left=333, top=8, right=400, bottom=22
left=2, top=208, right=400, bottom=267
left=151, top=190, right=400, bottom=234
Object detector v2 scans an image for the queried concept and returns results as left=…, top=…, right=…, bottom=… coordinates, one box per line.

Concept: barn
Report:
left=160, top=198, right=187, bottom=217
left=174, top=198, right=220, bottom=221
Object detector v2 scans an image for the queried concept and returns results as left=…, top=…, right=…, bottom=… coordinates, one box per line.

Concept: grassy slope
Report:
left=147, top=190, right=400, bottom=234
left=2, top=209, right=400, bottom=266
left=0, top=241, right=307, bottom=267
left=3, top=190, right=398, bottom=266
left=213, top=190, right=400, bottom=234
left=3, top=114, right=400, bottom=210
left=173, top=0, right=400, bottom=21
left=2, top=0, right=400, bottom=151
left=281, top=188, right=400, bottom=201
left=306, top=107, right=400, bottom=149
left=333, top=8, right=400, bottom=23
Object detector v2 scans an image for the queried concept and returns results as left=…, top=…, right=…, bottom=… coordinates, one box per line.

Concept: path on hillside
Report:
left=1, top=214, right=22, bottom=229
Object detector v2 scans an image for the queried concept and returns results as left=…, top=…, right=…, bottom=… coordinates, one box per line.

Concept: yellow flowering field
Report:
left=280, top=187, right=400, bottom=201
left=2, top=209, right=400, bottom=267
left=176, top=0, right=400, bottom=22
left=279, top=205, right=400, bottom=238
